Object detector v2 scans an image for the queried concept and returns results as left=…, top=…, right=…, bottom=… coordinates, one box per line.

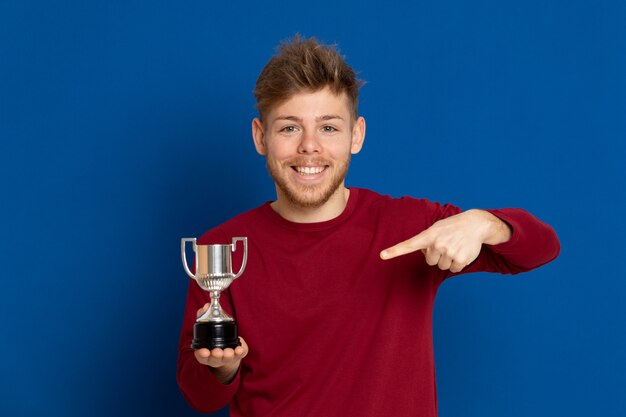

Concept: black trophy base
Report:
left=192, top=321, right=241, bottom=350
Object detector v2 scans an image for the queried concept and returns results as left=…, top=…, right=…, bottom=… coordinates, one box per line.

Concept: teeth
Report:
left=296, top=166, right=324, bottom=175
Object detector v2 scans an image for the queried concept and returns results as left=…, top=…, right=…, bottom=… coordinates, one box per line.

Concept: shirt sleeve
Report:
left=176, top=228, right=241, bottom=413
left=448, top=207, right=560, bottom=279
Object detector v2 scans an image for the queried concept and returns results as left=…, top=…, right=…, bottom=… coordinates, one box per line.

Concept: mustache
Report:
left=283, top=158, right=331, bottom=166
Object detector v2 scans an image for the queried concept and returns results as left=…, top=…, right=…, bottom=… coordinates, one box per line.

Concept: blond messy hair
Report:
left=253, top=35, right=363, bottom=121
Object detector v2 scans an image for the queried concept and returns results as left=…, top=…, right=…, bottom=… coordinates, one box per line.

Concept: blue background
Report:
left=1, top=1, right=624, bottom=416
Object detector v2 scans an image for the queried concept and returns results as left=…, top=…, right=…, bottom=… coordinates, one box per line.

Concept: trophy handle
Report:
left=181, top=238, right=198, bottom=280
left=231, top=237, right=248, bottom=279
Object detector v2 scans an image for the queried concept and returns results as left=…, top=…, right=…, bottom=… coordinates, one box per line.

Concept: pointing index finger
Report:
left=380, top=230, right=432, bottom=260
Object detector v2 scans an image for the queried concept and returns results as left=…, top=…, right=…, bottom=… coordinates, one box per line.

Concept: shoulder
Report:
left=352, top=188, right=463, bottom=234
left=354, top=187, right=445, bottom=217
left=197, top=203, right=269, bottom=245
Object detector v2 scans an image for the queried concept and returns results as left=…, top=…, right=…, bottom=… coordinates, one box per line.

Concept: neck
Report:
left=271, top=186, right=350, bottom=223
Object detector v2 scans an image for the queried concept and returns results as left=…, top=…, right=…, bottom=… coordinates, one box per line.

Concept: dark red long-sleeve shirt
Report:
left=177, top=188, right=559, bottom=416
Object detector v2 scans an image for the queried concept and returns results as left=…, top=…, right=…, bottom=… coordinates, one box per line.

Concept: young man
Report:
left=177, top=36, right=560, bottom=416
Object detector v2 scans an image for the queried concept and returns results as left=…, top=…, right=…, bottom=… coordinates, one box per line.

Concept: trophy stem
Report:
left=209, top=290, right=222, bottom=319
left=196, top=290, right=234, bottom=322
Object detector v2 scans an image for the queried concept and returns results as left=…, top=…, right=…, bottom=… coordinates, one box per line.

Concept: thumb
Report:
left=196, top=302, right=210, bottom=318
left=380, top=230, right=431, bottom=260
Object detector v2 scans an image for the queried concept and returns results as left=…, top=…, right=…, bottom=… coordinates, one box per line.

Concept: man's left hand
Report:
left=379, top=209, right=512, bottom=273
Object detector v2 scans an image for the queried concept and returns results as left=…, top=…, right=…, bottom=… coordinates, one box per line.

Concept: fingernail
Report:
left=380, top=250, right=388, bottom=259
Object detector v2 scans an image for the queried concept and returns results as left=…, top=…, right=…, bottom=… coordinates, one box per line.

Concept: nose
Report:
left=297, top=129, right=321, bottom=154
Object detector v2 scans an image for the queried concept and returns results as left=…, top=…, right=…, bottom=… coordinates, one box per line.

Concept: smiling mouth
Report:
left=292, top=166, right=328, bottom=176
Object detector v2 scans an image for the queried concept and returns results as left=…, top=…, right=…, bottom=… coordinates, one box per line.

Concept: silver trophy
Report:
left=181, top=237, right=248, bottom=349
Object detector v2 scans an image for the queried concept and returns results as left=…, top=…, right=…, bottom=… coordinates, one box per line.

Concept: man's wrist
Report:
left=209, top=362, right=240, bottom=385
left=472, top=209, right=512, bottom=245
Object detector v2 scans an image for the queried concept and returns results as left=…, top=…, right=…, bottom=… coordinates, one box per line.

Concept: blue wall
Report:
left=1, top=1, right=624, bottom=416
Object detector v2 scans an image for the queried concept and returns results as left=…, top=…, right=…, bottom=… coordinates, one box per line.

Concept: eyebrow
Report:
left=273, top=114, right=345, bottom=123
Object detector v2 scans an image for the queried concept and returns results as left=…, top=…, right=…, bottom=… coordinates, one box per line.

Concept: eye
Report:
left=279, top=125, right=298, bottom=133
left=321, top=125, right=338, bottom=133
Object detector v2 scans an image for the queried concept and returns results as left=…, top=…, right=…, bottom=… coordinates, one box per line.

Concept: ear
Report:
left=252, top=118, right=267, bottom=156
left=350, top=116, right=366, bottom=154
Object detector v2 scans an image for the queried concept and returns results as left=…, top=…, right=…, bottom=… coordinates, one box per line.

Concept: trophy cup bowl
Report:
left=181, top=237, right=248, bottom=349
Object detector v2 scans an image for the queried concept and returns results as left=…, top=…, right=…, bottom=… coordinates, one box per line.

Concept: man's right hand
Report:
left=193, top=303, right=249, bottom=384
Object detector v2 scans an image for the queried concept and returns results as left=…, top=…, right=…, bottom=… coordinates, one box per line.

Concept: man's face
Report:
left=252, top=87, right=365, bottom=209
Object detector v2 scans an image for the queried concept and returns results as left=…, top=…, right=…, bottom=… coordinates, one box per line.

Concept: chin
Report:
left=280, top=184, right=338, bottom=209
